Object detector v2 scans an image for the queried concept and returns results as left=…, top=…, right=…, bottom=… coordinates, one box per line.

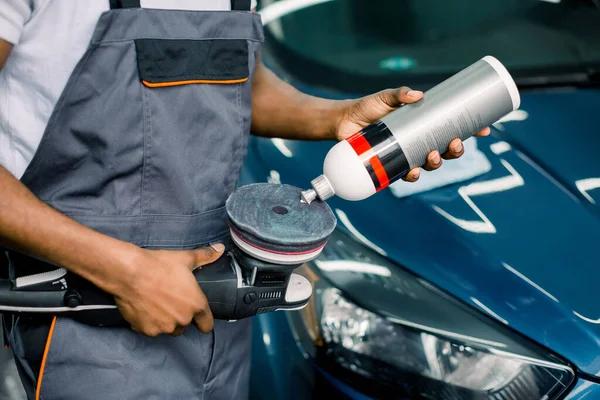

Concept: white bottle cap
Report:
left=482, top=55, right=521, bottom=110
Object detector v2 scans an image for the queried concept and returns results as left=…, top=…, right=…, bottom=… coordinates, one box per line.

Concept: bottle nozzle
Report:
left=300, top=189, right=317, bottom=204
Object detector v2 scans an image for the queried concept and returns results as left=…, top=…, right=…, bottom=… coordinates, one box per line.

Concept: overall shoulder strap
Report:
left=109, top=0, right=141, bottom=9
left=231, top=0, right=252, bottom=11
left=111, top=1, right=249, bottom=11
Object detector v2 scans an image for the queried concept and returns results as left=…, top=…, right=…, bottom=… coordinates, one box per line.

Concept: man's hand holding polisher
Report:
left=114, top=245, right=225, bottom=337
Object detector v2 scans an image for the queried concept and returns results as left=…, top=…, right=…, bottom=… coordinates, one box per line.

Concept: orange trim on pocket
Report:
left=142, top=77, right=248, bottom=88
left=36, top=316, right=57, bottom=400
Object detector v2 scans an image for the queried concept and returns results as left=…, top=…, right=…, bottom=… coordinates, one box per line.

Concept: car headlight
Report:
left=289, top=230, right=575, bottom=399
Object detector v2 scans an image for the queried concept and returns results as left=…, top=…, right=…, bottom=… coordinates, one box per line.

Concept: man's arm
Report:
left=0, top=165, right=137, bottom=296
left=250, top=57, right=344, bottom=141
left=0, top=40, right=219, bottom=336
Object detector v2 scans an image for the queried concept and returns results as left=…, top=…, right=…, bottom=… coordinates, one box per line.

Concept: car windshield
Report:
left=260, top=0, right=600, bottom=93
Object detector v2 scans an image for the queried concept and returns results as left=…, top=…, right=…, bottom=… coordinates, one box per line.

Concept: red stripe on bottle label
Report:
left=369, top=156, right=390, bottom=191
left=347, top=132, right=372, bottom=155
left=347, top=122, right=409, bottom=191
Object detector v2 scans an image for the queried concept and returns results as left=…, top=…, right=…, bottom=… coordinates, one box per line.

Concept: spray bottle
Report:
left=301, top=56, right=520, bottom=204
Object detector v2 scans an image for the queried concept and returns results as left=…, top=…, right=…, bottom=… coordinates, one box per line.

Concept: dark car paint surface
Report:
left=243, top=87, right=600, bottom=389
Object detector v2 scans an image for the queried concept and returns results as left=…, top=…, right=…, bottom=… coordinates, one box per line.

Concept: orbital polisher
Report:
left=0, top=183, right=337, bottom=324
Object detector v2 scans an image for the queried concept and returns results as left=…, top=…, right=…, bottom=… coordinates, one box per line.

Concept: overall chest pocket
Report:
left=135, top=38, right=250, bottom=215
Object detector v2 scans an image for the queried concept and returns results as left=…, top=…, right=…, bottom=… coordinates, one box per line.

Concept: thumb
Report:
left=374, top=86, right=422, bottom=109
left=351, top=87, right=423, bottom=126
left=189, top=244, right=225, bottom=270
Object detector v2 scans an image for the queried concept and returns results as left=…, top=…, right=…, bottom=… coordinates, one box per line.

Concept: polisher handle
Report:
left=0, top=254, right=241, bottom=322
left=0, top=279, right=66, bottom=310
left=0, top=252, right=309, bottom=323
left=193, top=253, right=239, bottom=320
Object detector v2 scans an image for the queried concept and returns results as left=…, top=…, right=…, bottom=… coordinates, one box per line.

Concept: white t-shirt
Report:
left=0, top=0, right=256, bottom=179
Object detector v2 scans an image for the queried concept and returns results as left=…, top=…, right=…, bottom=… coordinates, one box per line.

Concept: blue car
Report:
left=246, top=1, right=600, bottom=399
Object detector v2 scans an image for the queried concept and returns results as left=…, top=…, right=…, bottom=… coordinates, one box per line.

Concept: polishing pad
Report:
left=226, top=183, right=337, bottom=265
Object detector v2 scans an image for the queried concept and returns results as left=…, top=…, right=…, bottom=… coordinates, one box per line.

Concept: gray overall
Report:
left=4, top=1, right=264, bottom=399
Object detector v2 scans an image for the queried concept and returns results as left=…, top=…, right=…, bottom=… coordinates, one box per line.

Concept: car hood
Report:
left=251, top=88, right=600, bottom=376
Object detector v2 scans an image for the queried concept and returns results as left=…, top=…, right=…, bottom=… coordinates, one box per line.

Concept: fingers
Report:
left=188, top=244, right=225, bottom=270
left=475, top=127, right=491, bottom=137
left=401, top=127, right=491, bottom=183
left=194, top=315, right=214, bottom=334
left=442, top=139, right=465, bottom=160
left=403, top=168, right=421, bottom=182
left=170, top=326, right=186, bottom=337
left=422, top=150, right=442, bottom=171
left=193, top=291, right=215, bottom=334
left=440, top=129, right=489, bottom=159
left=135, top=324, right=187, bottom=338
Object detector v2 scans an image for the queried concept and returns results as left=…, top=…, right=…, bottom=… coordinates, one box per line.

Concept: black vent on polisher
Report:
left=259, top=291, right=282, bottom=300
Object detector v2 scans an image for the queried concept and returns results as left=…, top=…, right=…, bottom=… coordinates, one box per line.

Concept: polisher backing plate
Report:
left=226, top=183, right=337, bottom=264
